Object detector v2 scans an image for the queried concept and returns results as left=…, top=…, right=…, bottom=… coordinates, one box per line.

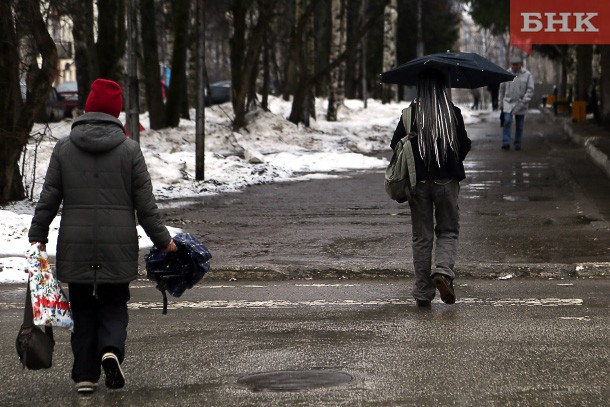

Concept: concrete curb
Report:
left=202, top=261, right=609, bottom=281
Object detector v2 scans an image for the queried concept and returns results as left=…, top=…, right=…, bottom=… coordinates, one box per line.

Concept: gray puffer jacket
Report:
left=29, top=112, right=171, bottom=285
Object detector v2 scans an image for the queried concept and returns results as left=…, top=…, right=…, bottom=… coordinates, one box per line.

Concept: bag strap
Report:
left=400, top=106, right=417, bottom=191
left=22, top=278, right=34, bottom=328
left=401, top=106, right=414, bottom=137
left=161, top=288, right=168, bottom=315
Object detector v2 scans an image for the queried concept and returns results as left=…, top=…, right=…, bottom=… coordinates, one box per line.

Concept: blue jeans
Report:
left=408, top=179, right=460, bottom=301
left=502, top=113, right=524, bottom=148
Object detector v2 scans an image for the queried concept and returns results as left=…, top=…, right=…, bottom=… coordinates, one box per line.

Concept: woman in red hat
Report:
left=29, top=78, right=177, bottom=394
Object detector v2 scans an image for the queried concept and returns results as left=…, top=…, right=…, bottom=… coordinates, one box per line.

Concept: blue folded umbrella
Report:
left=144, top=233, right=212, bottom=314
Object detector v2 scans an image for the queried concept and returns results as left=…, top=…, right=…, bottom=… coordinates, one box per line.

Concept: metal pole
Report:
left=127, top=0, right=140, bottom=142
left=195, top=0, right=205, bottom=180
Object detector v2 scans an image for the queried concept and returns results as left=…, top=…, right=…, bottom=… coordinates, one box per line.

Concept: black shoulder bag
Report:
left=15, top=281, right=55, bottom=370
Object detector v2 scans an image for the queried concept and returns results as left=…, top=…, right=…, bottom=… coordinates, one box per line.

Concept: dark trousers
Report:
left=68, top=283, right=130, bottom=383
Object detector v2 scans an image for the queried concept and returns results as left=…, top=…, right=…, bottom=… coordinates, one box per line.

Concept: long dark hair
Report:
left=415, top=69, right=459, bottom=167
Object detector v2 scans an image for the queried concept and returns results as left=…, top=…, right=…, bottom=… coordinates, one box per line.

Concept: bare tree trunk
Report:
left=288, top=0, right=387, bottom=125
left=576, top=45, right=592, bottom=101
left=416, top=0, right=423, bottom=57
left=230, top=0, right=249, bottom=129
left=140, top=0, right=166, bottom=129
left=381, top=0, right=397, bottom=104
left=282, top=0, right=320, bottom=101
left=0, top=0, right=58, bottom=204
left=261, top=30, right=270, bottom=110
left=196, top=0, right=206, bottom=180
left=246, top=47, right=260, bottom=111
left=601, top=46, right=610, bottom=127
left=305, top=1, right=316, bottom=122
left=126, top=0, right=140, bottom=142
left=230, top=0, right=272, bottom=130
left=166, top=0, right=190, bottom=127
left=70, top=0, right=98, bottom=109
left=282, top=0, right=299, bottom=101
left=97, top=0, right=126, bottom=82
left=327, top=0, right=347, bottom=121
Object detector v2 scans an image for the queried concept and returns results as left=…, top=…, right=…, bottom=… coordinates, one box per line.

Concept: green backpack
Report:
left=384, top=106, right=417, bottom=203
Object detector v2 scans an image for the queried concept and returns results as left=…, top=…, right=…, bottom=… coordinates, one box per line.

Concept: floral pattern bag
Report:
left=25, top=245, right=74, bottom=331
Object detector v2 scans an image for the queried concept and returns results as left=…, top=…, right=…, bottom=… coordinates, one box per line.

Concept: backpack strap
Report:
left=400, top=106, right=417, bottom=190
left=401, top=106, right=415, bottom=138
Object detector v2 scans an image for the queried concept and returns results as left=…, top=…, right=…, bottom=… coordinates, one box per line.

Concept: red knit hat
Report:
left=85, top=79, right=123, bottom=118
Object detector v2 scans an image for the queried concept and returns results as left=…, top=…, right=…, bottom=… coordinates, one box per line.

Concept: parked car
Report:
left=20, top=83, right=66, bottom=123
left=56, top=81, right=79, bottom=117
left=205, top=80, right=231, bottom=105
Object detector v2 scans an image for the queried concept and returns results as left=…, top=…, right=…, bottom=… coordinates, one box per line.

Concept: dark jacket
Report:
left=390, top=104, right=471, bottom=181
left=29, top=112, right=171, bottom=284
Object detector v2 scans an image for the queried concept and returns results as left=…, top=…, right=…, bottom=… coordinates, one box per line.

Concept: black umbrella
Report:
left=145, top=233, right=212, bottom=314
left=380, top=51, right=516, bottom=89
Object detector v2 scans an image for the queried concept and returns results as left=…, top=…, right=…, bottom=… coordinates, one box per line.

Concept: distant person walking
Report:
left=487, top=82, right=499, bottom=110
left=470, top=88, right=480, bottom=110
left=29, top=78, right=177, bottom=394
left=499, top=56, right=534, bottom=150
left=390, top=70, right=471, bottom=308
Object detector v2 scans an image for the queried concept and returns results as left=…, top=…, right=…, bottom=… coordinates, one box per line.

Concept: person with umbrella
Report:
left=389, top=69, right=471, bottom=307
left=382, top=51, right=514, bottom=307
left=499, top=56, right=534, bottom=150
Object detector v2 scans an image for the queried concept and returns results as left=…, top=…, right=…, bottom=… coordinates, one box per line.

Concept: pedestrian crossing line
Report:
left=128, top=298, right=410, bottom=310
left=129, top=283, right=362, bottom=289
left=0, top=297, right=583, bottom=311
left=126, top=297, right=583, bottom=310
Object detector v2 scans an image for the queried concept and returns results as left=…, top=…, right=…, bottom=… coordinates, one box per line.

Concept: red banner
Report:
left=510, top=0, right=610, bottom=45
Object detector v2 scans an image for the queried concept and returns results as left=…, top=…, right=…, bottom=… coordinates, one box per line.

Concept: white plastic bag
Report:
left=25, top=245, right=74, bottom=331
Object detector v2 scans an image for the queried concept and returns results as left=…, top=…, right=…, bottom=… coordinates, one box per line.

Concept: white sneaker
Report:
left=101, top=352, right=125, bottom=389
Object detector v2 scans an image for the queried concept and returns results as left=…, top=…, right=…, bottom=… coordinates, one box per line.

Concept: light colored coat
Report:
left=499, top=67, right=534, bottom=115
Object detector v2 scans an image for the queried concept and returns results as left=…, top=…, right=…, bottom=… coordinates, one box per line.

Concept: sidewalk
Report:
left=545, top=108, right=610, bottom=179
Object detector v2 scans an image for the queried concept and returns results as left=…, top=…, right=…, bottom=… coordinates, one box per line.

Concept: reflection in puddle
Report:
left=503, top=195, right=529, bottom=202
left=466, top=180, right=501, bottom=191
left=519, top=162, right=549, bottom=169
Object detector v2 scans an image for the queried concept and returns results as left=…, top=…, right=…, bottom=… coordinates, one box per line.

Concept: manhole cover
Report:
left=237, top=370, right=353, bottom=392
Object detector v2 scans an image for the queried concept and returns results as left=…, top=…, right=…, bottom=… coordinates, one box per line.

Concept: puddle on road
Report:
left=502, top=195, right=529, bottom=202
left=502, top=195, right=554, bottom=202
left=463, top=160, right=557, bottom=198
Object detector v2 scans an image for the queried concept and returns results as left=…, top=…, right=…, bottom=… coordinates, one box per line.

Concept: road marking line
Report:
left=124, top=297, right=583, bottom=310
left=0, top=298, right=583, bottom=311
left=128, top=283, right=361, bottom=289
left=559, top=316, right=591, bottom=321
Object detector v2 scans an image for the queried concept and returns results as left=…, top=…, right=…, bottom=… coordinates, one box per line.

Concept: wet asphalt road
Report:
left=157, top=109, right=610, bottom=280
left=0, top=279, right=609, bottom=406
left=1, top=110, right=610, bottom=405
